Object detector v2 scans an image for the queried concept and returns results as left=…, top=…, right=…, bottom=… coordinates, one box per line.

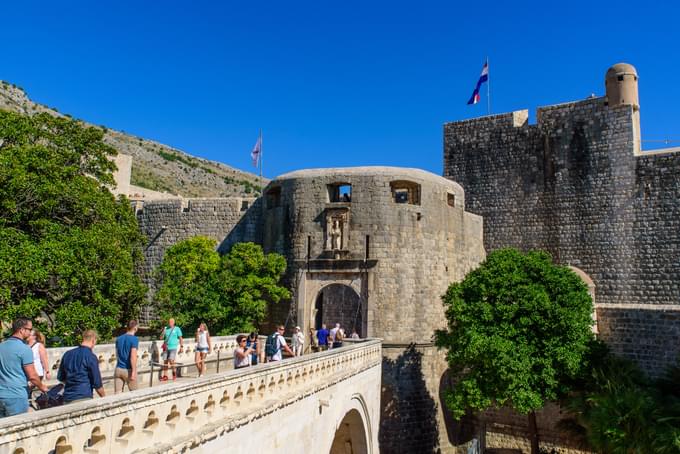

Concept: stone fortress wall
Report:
left=443, top=63, right=680, bottom=377
left=261, top=167, right=485, bottom=453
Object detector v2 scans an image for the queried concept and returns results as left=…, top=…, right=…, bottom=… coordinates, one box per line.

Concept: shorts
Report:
left=0, top=397, right=28, bottom=417
left=196, top=347, right=209, bottom=353
left=114, top=367, right=139, bottom=393
left=163, top=349, right=178, bottom=361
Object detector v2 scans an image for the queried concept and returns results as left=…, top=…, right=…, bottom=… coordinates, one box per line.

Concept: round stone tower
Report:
left=605, top=62, right=641, bottom=154
left=605, top=62, right=639, bottom=108
left=261, top=167, right=485, bottom=452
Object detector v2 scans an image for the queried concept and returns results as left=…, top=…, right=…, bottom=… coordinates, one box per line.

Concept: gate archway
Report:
left=315, top=284, right=363, bottom=337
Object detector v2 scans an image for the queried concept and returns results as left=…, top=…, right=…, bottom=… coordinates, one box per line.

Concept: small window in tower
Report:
left=327, top=183, right=352, bottom=203
left=617, top=75, right=624, bottom=81
left=266, top=187, right=281, bottom=209
left=447, top=193, right=456, bottom=207
left=390, top=180, right=421, bottom=205
left=241, top=200, right=249, bottom=211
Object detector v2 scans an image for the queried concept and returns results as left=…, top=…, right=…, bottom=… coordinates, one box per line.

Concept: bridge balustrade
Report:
left=0, top=339, right=382, bottom=454
left=42, top=335, right=242, bottom=387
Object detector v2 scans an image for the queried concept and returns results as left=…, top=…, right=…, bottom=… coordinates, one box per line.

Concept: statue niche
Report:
left=325, top=209, right=349, bottom=251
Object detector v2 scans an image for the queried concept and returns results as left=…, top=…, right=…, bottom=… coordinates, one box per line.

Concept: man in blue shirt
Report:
left=58, top=330, right=105, bottom=404
left=0, top=317, right=48, bottom=417
left=316, top=324, right=330, bottom=351
left=114, top=320, right=139, bottom=393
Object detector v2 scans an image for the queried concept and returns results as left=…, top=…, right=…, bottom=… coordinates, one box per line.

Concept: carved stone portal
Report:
left=325, top=209, right=349, bottom=251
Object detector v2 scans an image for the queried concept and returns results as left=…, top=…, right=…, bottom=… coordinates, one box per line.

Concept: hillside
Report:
left=0, top=81, right=266, bottom=198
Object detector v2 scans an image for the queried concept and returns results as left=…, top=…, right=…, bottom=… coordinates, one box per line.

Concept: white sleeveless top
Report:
left=233, top=348, right=251, bottom=368
left=31, top=342, right=44, bottom=376
left=197, top=331, right=209, bottom=348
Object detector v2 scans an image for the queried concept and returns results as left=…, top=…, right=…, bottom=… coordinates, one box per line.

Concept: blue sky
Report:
left=3, top=1, right=679, bottom=178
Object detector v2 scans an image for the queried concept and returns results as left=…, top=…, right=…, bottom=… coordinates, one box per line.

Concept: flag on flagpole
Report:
left=251, top=135, right=262, bottom=167
left=467, top=60, right=489, bottom=105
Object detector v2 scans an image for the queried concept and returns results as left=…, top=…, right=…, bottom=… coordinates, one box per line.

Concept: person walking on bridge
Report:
left=194, top=323, right=211, bottom=377
left=58, top=330, right=105, bottom=404
left=0, top=317, right=48, bottom=417
left=114, top=320, right=139, bottom=393
left=160, top=318, right=183, bottom=381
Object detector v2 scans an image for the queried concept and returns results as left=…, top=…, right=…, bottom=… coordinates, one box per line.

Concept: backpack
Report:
left=265, top=333, right=280, bottom=357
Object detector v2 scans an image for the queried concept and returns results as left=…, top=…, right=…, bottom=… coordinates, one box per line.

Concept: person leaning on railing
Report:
left=0, top=318, right=48, bottom=417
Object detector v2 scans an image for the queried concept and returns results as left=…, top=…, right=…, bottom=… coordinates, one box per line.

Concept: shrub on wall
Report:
left=0, top=110, right=147, bottom=345
left=155, top=238, right=290, bottom=335
left=562, top=344, right=680, bottom=453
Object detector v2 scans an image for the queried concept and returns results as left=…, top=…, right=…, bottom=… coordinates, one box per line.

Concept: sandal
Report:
left=161, top=375, right=168, bottom=381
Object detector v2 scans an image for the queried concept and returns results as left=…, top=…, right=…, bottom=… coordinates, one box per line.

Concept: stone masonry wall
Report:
left=444, top=98, right=680, bottom=376
left=136, top=197, right=261, bottom=323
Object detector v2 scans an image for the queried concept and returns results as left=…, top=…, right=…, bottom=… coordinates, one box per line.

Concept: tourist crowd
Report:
left=0, top=316, right=359, bottom=418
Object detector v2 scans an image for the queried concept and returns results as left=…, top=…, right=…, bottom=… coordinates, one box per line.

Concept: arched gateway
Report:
left=315, top=283, right=364, bottom=337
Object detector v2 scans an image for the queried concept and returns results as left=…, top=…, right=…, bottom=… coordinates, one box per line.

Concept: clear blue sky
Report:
left=3, top=1, right=679, bottom=178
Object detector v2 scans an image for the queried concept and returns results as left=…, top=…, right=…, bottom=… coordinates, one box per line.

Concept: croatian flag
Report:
left=467, top=60, right=489, bottom=105
left=251, top=135, right=261, bottom=167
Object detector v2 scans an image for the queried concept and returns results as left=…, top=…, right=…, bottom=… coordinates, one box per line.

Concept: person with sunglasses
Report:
left=0, top=318, right=48, bottom=417
left=233, top=335, right=255, bottom=369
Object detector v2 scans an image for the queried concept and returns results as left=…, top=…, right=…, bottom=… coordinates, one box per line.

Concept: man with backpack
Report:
left=265, top=325, right=293, bottom=362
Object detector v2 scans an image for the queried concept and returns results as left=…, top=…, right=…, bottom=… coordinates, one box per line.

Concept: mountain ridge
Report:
left=0, top=81, right=266, bottom=198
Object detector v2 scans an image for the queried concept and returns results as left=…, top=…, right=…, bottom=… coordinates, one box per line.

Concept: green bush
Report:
left=156, top=239, right=290, bottom=335
left=563, top=345, right=680, bottom=453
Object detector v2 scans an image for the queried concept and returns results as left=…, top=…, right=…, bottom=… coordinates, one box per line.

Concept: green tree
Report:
left=156, top=238, right=290, bottom=334
left=435, top=248, right=595, bottom=454
left=0, top=110, right=146, bottom=344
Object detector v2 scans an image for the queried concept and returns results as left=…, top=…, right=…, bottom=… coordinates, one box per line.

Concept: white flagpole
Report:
left=486, top=56, right=491, bottom=115
left=259, top=129, right=263, bottom=179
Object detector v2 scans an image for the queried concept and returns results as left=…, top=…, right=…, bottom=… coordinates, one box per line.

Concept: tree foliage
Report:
left=0, top=110, right=146, bottom=344
left=435, top=248, right=595, bottom=452
left=563, top=344, right=680, bottom=453
left=156, top=238, right=290, bottom=335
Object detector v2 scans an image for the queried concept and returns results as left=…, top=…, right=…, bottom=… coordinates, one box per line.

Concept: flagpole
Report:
left=486, top=56, right=491, bottom=115
left=259, top=129, right=263, bottom=180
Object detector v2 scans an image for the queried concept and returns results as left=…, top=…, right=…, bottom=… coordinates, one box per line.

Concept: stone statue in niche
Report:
left=325, top=210, right=348, bottom=251
left=330, top=219, right=342, bottom=250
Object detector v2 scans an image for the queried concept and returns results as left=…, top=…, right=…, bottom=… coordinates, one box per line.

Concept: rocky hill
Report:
left=0, top=81, right=266, bottom=198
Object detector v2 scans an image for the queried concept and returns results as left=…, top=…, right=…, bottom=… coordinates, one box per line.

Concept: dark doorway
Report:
left=314, top=284, right=363, bottom=337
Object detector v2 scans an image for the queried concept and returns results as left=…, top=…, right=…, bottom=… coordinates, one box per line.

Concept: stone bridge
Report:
left=0, top=339, right=382, bottom=454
